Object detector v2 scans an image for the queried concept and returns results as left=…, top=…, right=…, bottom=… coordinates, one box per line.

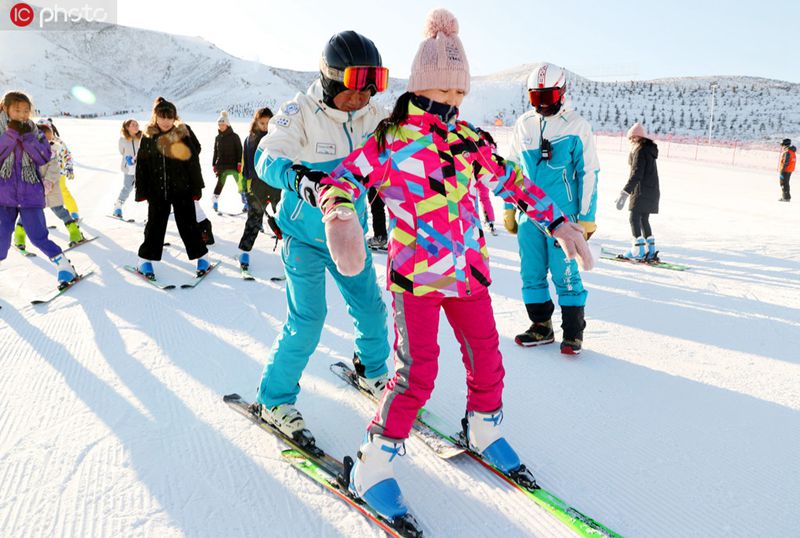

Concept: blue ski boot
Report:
left=463, top=408, right=538, bottom=489
left=350, top=433, right=409, bottom=521
left=645, top=236, right=657, bottom=260
left=623, top=236, right=646, bottom=260
left=212, top=195, right=219, bottom=213
left=196, top=257, right=210, bottom=276
left=238, top=251, right=250, bottom=270
left=138, top=260, right=156, bottom=280
left=113, top=206, right=123, bottom=218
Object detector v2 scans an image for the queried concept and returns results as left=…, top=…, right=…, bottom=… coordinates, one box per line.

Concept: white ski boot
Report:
left=350, top=433, right=410, bottom=521
left=463, top=408, right=538, bottom=489
left=260, top=403, right=314, bottom=446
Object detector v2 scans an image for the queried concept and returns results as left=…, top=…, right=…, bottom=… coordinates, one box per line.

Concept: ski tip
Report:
left=223, top=393, right=242, bottom=402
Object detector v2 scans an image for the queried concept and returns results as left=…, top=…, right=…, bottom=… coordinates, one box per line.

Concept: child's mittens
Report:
left=323, top=207, right=366, bottom=276
left=552, top=221, right=595, bottom=271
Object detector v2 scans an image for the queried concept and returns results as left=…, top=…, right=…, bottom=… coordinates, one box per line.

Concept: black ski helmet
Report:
left=781, top=138, right=791, bottom=147
left=320, top=31, right=382, bottom=108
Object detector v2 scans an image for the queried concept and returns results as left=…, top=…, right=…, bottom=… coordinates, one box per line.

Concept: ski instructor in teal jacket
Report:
left=507, top=62, right=600, bottom=356
left=252, top=31, right=392, bottom=446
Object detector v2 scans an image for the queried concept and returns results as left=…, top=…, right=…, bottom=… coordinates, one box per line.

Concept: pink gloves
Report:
left=552, top=221, right=594, bottom=271
left=323, top=207, right=366, bottom=276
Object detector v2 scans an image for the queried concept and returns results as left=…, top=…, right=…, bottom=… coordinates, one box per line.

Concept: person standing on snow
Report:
left=251, top=31, right=392, bottom=447
left=309, top=10, right=592, bottom=524
left=0, top=92, right=77, bottom=285
left=615, top=122, right=660, bottom=259
left=778, top=138, right=794, bottom=202
left=113, top=118, right=142, bottom=219
left=134, top=97, right=210, bottom=279
left=506, top=62, right=599, bottom=355
left=237, top=106, right=283, bottom=270
left=212, top=111, right=245, bottom=213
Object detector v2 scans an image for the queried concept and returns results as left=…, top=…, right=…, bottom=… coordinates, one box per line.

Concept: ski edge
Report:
left=123, top=265, right=176, bottom=290
left=31, top=271, right=94, bottom=305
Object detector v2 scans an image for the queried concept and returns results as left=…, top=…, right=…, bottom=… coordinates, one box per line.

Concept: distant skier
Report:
left=0, top=91, right=77, bottom=285
left=507, top=62, right=600, bottom=354
left=252, top=31, right=392, bottom=446
left=237, top=107, right=282, bottom=270
left=134, top=97, right=210, bottom=279
left=615, top=122, right=660, bottom=260
left=778, top=138, right=794, bottom=202
left=310, top=10, right=592, bottom=524
left=113, top=118, right=142, bottom=219
left=212, top=111, right=245, bottom=212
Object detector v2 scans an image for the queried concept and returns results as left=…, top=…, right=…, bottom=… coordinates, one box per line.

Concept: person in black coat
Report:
left=212, top=111, right=244, bottom=212
left=134, top=97, right=209, bottom=278
left=237, top=107, right=286, bottom=270
left=615, top=122, right=660, bottom=260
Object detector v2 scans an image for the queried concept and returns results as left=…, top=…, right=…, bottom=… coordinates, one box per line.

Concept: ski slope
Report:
left=1, top=118, right=798, bottom=538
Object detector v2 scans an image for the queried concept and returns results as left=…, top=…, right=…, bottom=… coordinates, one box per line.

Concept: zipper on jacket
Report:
left=562, top=169, right=573, bottom=202
left=343, top=113, right=354, bottom=153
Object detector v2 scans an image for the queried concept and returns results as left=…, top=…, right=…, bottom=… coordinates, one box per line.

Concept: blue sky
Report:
left=119, top=0, right=796, bottom=82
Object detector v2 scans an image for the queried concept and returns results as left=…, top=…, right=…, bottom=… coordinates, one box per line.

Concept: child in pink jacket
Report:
left=292, top=9, right=592, bottom=527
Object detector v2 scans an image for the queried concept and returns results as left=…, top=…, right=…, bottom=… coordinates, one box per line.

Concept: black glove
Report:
left=7, top=120, right=31, bottom=134
left=291, top=164, right=326, bottom=207
left=474, top=127, right=497, bottom=150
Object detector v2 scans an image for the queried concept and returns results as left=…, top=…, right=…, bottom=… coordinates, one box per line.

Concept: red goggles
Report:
left=342, top=66, right=389, bottom=93
left=528, top=87, right=565, bottom=108
left=322, top=62, right=390, bottom=93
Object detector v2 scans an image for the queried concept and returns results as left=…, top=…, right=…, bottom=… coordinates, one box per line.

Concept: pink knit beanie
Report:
left=627, top=122, right=647, bottom=139
left=407, top=9, right=470, bottom=95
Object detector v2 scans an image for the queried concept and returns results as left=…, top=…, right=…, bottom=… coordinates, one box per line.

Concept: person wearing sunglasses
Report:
left=507, top=62, right=600, bottom=355
left=251, top=31, right=392, bottom=448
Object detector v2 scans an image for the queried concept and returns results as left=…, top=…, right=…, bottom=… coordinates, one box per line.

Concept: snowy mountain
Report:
left=2, top=19, right=797, bottom=143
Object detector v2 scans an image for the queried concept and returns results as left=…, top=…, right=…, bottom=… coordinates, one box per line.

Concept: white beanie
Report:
left=217, top=110, right=230, bottom=126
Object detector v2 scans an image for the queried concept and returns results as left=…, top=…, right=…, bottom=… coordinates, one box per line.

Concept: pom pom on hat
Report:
left=217, top=110, right=231, bottom=126
left=424, top=8, right=459, bottom=38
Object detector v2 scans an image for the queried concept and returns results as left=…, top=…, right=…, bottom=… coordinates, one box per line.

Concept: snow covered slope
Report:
left=2, top=20, right=797, bottom=142
left=0, top=118, right=798, bottom=537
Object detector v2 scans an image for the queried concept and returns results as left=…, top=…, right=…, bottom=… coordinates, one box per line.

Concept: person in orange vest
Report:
left=779, top=138, right=795, bottom=202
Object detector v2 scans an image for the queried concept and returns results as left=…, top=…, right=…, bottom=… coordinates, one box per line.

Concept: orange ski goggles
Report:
left=323, top=64, right=390, bottom=93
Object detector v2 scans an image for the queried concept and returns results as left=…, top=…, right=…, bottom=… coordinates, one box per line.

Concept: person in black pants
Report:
left=237, top=107, right=285, bottom=270
left=778, top=138, right=795, bottom=202
left=615, top=122, right=660, bottom=260
left=135, top=97, right=209, bottom=279
left=367, top=188, right=388, bottom=250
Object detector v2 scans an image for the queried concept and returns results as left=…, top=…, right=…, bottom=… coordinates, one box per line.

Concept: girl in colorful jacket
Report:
left=0, top=92, right=77, bottom=284
left=39, top=118, right=80, bottom=220
left=301, top=10, right=592, bottom=524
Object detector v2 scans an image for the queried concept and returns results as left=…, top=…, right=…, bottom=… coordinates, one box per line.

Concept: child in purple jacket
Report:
left=0, top=91, right=77, bottom=284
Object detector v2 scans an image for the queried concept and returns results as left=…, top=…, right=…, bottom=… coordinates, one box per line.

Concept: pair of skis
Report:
left=224, top=363, right=622, bottom=538
left=330, top=362, right=621, bottom=537
left=123, top=261, right=219, bottom=290
left=599, top=246, right=690, bottom=271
